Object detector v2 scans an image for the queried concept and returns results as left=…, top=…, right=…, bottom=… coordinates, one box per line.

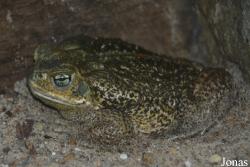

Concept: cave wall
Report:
left=0, top=0, right=197, bottom=93
left=0, top=0, right=249, bottom=93
left=196, top=0, right=250, bottom=82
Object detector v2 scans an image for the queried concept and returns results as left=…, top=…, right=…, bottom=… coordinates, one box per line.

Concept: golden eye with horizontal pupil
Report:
left=53, top=74, right=72, bottom=88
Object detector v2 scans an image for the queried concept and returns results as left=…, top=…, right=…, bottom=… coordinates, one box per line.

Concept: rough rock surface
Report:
left=196, top=0, right=250, bottom=82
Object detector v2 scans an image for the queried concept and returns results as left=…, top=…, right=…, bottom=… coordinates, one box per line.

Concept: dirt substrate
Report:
left=0, top=71, right=249, bottom=167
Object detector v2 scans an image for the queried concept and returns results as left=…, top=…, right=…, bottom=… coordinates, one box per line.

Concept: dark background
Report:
left=0, top=0, right=249, bottom=93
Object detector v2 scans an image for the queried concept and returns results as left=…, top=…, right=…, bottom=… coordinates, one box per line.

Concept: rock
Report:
left=209, top=154, right=222, bottom=164
left=68, top=136, right=77, bottom=145
left=184, top=160, right=192, bottom=167
left=142, top=152, right=155, bottom=167
left=120, top=153, right=128, bottom=160
left=62, top=153, right=76, bottom=162
left=34, top=122, right=44, bottom=132
left=47, top=162, right=60, bottom=167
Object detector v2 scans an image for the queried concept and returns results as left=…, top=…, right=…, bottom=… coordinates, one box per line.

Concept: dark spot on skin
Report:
left=130, top=93, right=134, bottom=98
left=99, top=82, right=105, bottom=87
left=154, top=98, right=159, bottom=105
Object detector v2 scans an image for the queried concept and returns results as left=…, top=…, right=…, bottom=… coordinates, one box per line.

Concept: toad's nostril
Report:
left=31, top=73, right=37, bottom=80
left=30, top=72, right=42, bottom=80
left=38, top=73, right=43, bottom=79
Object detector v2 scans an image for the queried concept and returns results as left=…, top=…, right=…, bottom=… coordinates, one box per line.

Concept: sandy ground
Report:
left=0, top=68, right=249, bottom=167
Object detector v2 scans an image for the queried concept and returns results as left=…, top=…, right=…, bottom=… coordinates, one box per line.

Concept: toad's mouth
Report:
left=28, top=82, right=85, bottom=107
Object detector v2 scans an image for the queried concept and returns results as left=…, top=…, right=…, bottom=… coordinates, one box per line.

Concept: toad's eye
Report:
left=53, top=74, right=72, bottom=88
